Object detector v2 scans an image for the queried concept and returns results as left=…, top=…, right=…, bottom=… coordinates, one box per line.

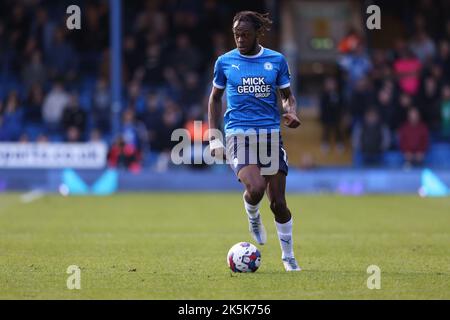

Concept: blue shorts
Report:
left=225, top=132, right=289, bottom=179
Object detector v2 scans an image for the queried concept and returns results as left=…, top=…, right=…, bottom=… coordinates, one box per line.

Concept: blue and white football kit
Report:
left=213, top=46, right=291, bottom=177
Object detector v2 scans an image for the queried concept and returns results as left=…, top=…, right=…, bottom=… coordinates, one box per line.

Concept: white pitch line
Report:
left=20, top=189, right=45, bottom=204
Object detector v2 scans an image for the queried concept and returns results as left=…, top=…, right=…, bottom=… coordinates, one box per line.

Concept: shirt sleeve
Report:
left=213, top=57, right=226, bottom=89
left=277, top=56, right=291, bottom=89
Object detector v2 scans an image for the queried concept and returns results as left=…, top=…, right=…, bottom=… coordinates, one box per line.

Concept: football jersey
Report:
left=213, top=46, right=291, bottom=135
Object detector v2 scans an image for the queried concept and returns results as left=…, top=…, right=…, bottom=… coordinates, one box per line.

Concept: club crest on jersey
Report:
left=237, top=77, right=271, bottom=98
left=264, top=62, right=273, bottom=71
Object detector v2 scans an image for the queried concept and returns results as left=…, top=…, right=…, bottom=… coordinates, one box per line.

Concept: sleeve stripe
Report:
left=213, top=81, right=225, bottom=89
left=278, top=82, right=291, bottom=89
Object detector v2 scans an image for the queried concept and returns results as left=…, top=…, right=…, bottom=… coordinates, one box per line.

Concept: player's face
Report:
left=233, top=20, right=258, bottom=55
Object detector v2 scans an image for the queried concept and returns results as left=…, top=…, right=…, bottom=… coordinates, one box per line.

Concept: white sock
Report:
left=243, top=193, right=260, bottom=219
left=275, top=218, right=294, bottom=259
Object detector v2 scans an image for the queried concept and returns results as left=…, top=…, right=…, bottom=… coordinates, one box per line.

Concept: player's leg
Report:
left=239, top=164, right=266, bottom=205
left=238, top=165, right=268, bottom=245
left=266, top=172, right=301, bottom=271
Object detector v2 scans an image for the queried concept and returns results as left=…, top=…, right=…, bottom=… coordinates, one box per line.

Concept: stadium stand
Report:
left=0, top=0, right=449, bottom=171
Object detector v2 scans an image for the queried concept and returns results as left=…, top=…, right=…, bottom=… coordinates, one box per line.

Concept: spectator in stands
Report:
left=8, top=4, right=30, bottom=54
left=36, top=133, right=49, bottom=143
left=338, top=27, right=362, bottom=54
left=168, top=33, right=202, bottom=74
left=201, top=0, right=227, bottom=35
left=349, top=77, right=375, bottom=123
left=142, top=92, right=163, bottom=149
left=417, top=76, right=441, bottom=132
left=376, top=85, right=398, bottom=137
left=352, top=108, right=391, bottom=166
left=46, top=28, right=77, bottom=81
left=123, top=35, right=143, bottom=81
left=429, top=63, right=445, bottom=87
left=410, top=30, right=436, bottom=64
left=140, top=42, right=165, bottom=87
left=436, top=40, right=450, bottom=82
left=31, top=7, right=54, bottom=55
left=338, top=42, right=372, bottom=99
left=319, top=77, right=344, bottom=152
left=441, top=84, right=450, bottom=139
left=151, top=99, right=184, bottom=172
left=107, top=135, right=142, bottom=173
left=394, top=47, right=422, bottom=96
left=184, top=107, right=209, bottom=169
left=181, top=71, right=203, bottom=111
left=396, top=93, right=414, bottom=129
left=371, top=49, right=391, bottom=90
left=65, top=126, right=82, bottom=143
left=92, top=78, right=111, bottom=134
left=19, top=133, right=29, bottom=143
left=162, top=66, right=183, bottom=101
left=0, top=92, right=23, bottom=141
left=0, top=19, right=6, bottom=55
left=399, top=108, right=429, bottom=167
left=62, top=94, right=87, bottom=137
left=89, top=129, right=103, bottom=143
left=21, top=50, right=47, bottom=92
left=151, top=99, right=183, bottom=152
left=445, top=20, right=450, bottom=42
left=120, top=108, right=142, bottom=150
left=76, top=3, right=109, bottom=53
left=126, top=81, right=145, bottom=114
left=42, top=81, right=70, bottom=134
left=0, top=101, right=4, bottom=141
left=24, top=84, right=44, bottom=126
left=413, top=6, right=439, bottom=38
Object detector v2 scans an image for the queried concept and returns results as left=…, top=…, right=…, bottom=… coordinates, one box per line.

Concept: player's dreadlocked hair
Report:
left=233, top=11, right=273, bottom=36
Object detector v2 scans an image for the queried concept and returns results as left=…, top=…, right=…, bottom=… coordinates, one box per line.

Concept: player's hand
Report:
left=283, top=112, right=301, bottom=129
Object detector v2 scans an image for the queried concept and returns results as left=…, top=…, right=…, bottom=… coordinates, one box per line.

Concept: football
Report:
left=227, top=242, right=261, bottom=273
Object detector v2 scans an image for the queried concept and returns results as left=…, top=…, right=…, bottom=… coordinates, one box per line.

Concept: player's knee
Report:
left=270, top=198, right=287, bottom=214
left=247, top=183, right=266, bottom=202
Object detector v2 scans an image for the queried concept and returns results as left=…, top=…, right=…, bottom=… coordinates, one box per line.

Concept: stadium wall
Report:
left=1, top=168, right=449, bottom=195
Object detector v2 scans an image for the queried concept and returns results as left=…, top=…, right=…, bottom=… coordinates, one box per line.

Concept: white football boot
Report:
left=282, top=257, right=302, bottom=272
left=248, top=215, right=267, bottom=245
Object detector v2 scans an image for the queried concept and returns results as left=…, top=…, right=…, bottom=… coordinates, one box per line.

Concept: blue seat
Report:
left=79, top=90, right=92, bottom=111
left=142, top=150, right=159, bottom=168
left=24, top=125, right=45, bottom=141
left=426, top=143, right=450, bottom=168
left=80, top=76, right=97, bottom=91
left=352, top=150, right=363, bottom=168
left=49, top=134, right=64, bottom=142
left=383, top=151, right=404, bottom=168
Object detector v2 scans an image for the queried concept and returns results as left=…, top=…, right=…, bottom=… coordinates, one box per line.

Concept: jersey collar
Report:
left=238, top=46, right=264, bottom=58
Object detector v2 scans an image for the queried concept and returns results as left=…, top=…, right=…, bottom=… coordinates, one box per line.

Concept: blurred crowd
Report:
left=1, top=0, right=449, bottom=170
left=320, top=3, right=450, bottom=167
left=0, top=0, right=255, bottom=171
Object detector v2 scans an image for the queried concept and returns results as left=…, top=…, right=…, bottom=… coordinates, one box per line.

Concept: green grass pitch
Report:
left=0, top=193, right=449, bottom=299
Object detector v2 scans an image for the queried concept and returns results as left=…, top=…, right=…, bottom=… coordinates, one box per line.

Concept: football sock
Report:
left=243, top=193, right=261, bottom=219
left=275, top=218, right=294, bottom=259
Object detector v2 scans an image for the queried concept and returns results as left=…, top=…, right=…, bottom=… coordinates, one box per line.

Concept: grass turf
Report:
left=0, top=193, right=449, bottom=299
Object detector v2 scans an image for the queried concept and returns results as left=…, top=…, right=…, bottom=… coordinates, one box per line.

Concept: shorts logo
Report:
left=233, top=157, right=239, bottom=168
left=264, top=62, right=273, bottom=71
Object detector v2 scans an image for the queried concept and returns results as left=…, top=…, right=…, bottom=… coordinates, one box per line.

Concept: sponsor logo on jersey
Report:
left=237, top=77, right=271, bottom=98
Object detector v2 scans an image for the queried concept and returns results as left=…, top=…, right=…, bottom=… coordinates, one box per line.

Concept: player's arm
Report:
left=208, top=86, right=226, bottom=157
left=279, top=86, right=301, bottom=129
